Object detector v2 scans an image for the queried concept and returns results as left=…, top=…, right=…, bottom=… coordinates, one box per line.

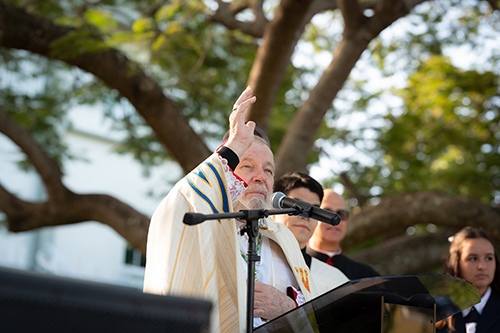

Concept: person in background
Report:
left=273, top=172, right=349, bottom=295
left=306, top=189, right=379, bottom=280
left=436, top=227, right=500, bottom=333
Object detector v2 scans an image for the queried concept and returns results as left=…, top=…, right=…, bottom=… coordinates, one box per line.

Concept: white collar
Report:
left=308, top=241, right=342, bottom=258
left=462, top=286, right=492, bottom=317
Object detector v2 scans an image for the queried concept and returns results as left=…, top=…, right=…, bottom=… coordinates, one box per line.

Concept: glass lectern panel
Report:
left=255, top=275, right=480, bottom=333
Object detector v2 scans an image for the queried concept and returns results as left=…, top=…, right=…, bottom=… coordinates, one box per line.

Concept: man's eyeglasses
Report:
left=332, top=209, right=350, bottom=221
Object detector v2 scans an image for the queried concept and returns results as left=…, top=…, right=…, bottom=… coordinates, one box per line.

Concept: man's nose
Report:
left=251, top=168, right=267, bottom=183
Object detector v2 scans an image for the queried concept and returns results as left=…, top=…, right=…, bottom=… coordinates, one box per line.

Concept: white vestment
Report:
left=143, top=153, right=317, bottom=333
left=310, top=257, right=349, bottom=296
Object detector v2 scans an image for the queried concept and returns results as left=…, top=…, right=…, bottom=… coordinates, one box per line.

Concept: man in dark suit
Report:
left=306, top=189, right=379, bottom=280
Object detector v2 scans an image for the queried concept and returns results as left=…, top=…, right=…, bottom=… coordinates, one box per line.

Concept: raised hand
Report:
left=224, top=86, right=257, bottom=159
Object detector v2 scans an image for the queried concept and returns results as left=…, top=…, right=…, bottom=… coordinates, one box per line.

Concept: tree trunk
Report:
left=344, top=192, right=500, bottom=249
left=246, top=0, right=314, bottom=130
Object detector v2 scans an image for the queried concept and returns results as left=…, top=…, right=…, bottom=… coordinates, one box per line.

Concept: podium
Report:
left=255, top=275, right=480, bottom=333
left=0, top=266, right=212, bottom=333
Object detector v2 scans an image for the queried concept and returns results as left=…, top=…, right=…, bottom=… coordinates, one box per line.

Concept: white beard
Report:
left=237, top=184, right=271, bottom=210
left=239, top=194, right=271, bottom=210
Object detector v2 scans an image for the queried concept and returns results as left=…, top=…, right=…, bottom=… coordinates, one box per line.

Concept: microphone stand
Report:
left=183, top=207, right=300, bottom=333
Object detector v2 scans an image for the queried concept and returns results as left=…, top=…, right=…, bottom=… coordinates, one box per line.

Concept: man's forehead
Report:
left=241, top=142, right=275, bottom=167
left=288, top=187, right=320, bottom=203
left=240, top=154, right=275, bottom=168
left=323, top=193, right=346, bottom=209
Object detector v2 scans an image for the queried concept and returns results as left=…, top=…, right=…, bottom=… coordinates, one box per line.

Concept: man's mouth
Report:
left=294, top=224, right=310, bottom=231
left=326, top=225, right=340, bottom=231
left=246, top=191, right=265, bottom=197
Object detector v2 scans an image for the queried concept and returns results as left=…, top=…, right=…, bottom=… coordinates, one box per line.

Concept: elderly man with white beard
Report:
left=143, top=86, right=317, bottom=333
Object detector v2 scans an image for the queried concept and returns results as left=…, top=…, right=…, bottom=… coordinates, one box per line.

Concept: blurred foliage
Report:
left=0, top=0, right=308, bottom=174
left=1, top=0, right=499, bottom=206
left=319, top=0, right=500, bottom=209
left=337, top=55, right=500, bottom=207
left=380, top=56, right=500, bottom=203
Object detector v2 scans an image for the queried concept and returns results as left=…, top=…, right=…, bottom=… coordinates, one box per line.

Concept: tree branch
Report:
left=0, top=107, right=65, bottom=199
left=308, top=0, right=381, bottom=14
left=245, top=0, right=315, bottom=129
left=0, top=2, right=211, bottom=174
left=0, top=107, right=150, bottom=253
left=338, top=0, right=363, bottom=37
left=207, top=0, right=268, bottom=37
left=143, top=0, right=170, bottom=17
left=350, top=228, right=457, bottom=275
left=0, top=183, right=30, bottom=219
left=486, top=0, right=499, bottom=11
left=367, top=0, right=426, bottom=37
left=343, top=192, right=500, bottom=250
left=0, top=186, right=150, bottom=253
left=275, top=38, right=370, bottom=176
left=275, top=0, right=427, bottom=176
left=237, top=0, right=380, bottom=134
left=339, top=172, right=369, bottom=206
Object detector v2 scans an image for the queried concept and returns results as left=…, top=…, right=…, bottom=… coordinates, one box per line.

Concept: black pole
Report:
left=241, top=217, right=260, bottom=333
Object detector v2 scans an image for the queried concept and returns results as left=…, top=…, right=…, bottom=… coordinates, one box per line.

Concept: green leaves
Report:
left=379, top=55, right=500, bottom=203
left=320, top=1, right=500, bottom=211
left=85, top=8, right=118, bottom=33
left=132, top=17, right=154, bottom=33
left=3, top=0, right=499, bottom=207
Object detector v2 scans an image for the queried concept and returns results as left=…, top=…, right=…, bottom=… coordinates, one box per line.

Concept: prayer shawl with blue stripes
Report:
left=143, top=153, right=317, bottom=333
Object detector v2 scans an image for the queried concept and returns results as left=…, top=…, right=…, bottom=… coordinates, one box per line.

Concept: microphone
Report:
left=271, top=192, right=341, bottom=226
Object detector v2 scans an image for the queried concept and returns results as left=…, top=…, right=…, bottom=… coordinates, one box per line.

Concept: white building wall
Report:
left=0, top=109, right=182, bottom=289
left=0, top=134, right=43, bottom=272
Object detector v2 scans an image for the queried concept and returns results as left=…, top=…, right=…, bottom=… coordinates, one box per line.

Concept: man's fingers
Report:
left=232, top=96, right=256, bottom=114
left=253, top=281, right=296, bottom=321
left=232, top=86, right=255, bottom=115
left=224, top=87, right=257, bottom=158
left=234, top=86, right=252, bottom=107
left=254, top=308, right=266, bottom=319
left=229, top=97, right=255, bottom=128
left=253, top=284, right=268, bottom=318
left=245, top=121, right=256, bottom=133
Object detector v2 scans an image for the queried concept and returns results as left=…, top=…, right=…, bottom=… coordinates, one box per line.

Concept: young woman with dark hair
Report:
left=436, top=227, right=500, bottom=333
